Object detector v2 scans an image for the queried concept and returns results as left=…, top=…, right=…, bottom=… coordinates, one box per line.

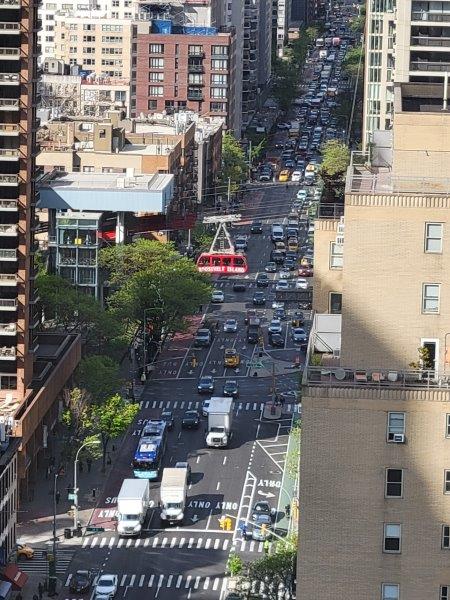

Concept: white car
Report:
left=296, top=189, right=307, bottom=201
left=291, top=171, right=302, bottom=182
left=95, top=575, right=118, bottom=598
left=295, top=278, right=308, bottom=290
left=268, top=319, right=282, bottom=335
left=223, top=318, right=238, bottom=333
left=279, top=269, right=291, bottom=279
left=211, top=290, right=224, bottom=303
left=275, top=280, right=289, bottom=292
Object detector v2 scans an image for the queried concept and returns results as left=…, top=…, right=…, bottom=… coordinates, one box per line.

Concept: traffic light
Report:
left=225, top=517, right=232, bottom=531
left=219, top=516, right=226, bottom=530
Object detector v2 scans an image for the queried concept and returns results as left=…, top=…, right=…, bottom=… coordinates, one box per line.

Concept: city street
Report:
left=19, top=180, right=307, bottom=600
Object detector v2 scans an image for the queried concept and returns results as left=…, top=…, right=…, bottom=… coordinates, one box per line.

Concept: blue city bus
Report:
left=132, top=420, right=167, bottom=480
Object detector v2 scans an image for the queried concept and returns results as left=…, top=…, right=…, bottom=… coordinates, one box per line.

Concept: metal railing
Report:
left=0, top=200, right=16, bottom=209
left=0, top=298, right=16, bottom=308
left=0, top=74, right=19, bottom=83
left=303, top=366, right=450, bottom=389
left=0, top=149, right=18, bottom=158
left=346, top=170, right=450, bottom=195
left=0, top=225, right=16, bottom=235
left=0, top=274, right=16, bottom=284
left=0, top=0, right=20, bottom=6
left=0, top=346, right=15, bottom=358
left=411, top=35, right=450, bottom=47
left=0, top=99, right=19, bottom=108
left=0, top=124, right=19, bottom=133
left=0, top=175, right=18, bottom=184
left=0, top=249, right=16, bottom=260
left=0, top=48, right=20, bottom=58
left=411, top=11, right=450, bottom=22
left=0, top=323, right=15, bottom=334
left=410, top=60, right=450, bottom=71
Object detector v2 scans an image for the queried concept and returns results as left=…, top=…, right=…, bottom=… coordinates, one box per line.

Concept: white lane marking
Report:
left=120, top=575, right=127, bottom=587
left=148, top=575, right=154, bottom=587
left=222, top=456, right=227, bottom=466
left=152, top=537, right=159, bottom=547
left=176, top=575, right=183, bottom=588
left=139, top=575, right=145, bottom=587
left=118, top=538, right=124, bottom=548
left=108, top=537, right=115, bottom=548
left=91, top=536, right=98, bottom=548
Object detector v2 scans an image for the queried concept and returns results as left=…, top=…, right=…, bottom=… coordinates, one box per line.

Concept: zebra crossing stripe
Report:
left=188, top=537, right=194, bottom=548
left=205, top=538, right=211, bottom=549
left=152, top=537, right=159, bottom=548
left=214, top=538, right=220, bottom=550
left=213, top=578, right=220, bottom=591
left=91, top=536, right=98, bottom=548
left=139, top=401, right=143, bottom=409
left=144, top=538, right=150, bottom=547
left=162, top=537, right=168, bottom=548
left=120, top=575, right=127, bottom=587
left=148, top=575, right=154, bottom=587
left=179, top=537, right=185, bottom=548
left=176, top=575, right=182, bottom=588
left=241, top=541, right=246, bottom=551
left=129, top=575, right=136, bottom=587
left=246, top=403, right=250, bottom=410
left=197, top=537, right=203, bottom=549
left=65, top=575, right=72, bottom=587
left=166, top=575, right=173, bottom=588
left=118, top=538, right=124, bottom=548
left=223, top=539, right=229, bottom=550
left=152, top=401, right=157, bottom=409
left=249, top=541, right=255, bottom=552
left=203, top=577, right=210, bottom=590
left=135, top=539, right=140, bottom=547
left=185, top=575, right=191, bottom=589
left=253, top=403, right=257, bottom=410
left=180, top=401, right=185, bottom=409
left=188, top=401, right=192, bottom=409
left=158, top=400, right=163, bottom=408
left=126, top=539, right=132, bottom=548
left=82, top=538, right=89, bottom=548
left=109, top=537, right=115, bottom=548
left=170, top=538, right=176, bottom=548
left=173, top=401, right=178, bottom=409
left=139, top=575, right=145, bottom=587
left=194, top=576, right=201, bottom=589
left=157, top=574, right=164, bottom=588
left=100, top=538, right=107, bottom=548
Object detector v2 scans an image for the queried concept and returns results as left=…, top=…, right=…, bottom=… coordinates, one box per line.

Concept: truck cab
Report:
left=160, top=467, right=188, bottom=525
left=206, top=397, right=233, bottom=448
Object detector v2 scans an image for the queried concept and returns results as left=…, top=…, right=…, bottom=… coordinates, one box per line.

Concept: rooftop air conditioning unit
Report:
left=392, top=433, right=405, bottom=443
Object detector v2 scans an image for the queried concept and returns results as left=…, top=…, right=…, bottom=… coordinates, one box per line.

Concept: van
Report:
left=271, top=225, right=284, bottom=242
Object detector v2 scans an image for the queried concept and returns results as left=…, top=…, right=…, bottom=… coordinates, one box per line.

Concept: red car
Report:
left=298, top=265, right=313, bottom=277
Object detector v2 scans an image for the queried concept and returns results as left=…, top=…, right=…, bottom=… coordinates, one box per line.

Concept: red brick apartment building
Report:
left=133, top=21, right=236, bottom=132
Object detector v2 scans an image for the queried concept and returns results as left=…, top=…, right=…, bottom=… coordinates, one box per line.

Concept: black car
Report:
left=269, top=333, right=284, bottom=348
left=223, top=379, right=239, bottom=398
left=256, top=273, right=269, bottom=288
left=69, top=570, right=93, bottom=593
left=161, top=409, right=174, bottom=430
left=251, top=220, right=263, bottom=234
left=274, top=307, right=287, bottom=320
left=253, top=291, right=266, bottom=306
left=182, top=410, right=200, bottom=429
left=233, top=282, right=246, bottom=292
left=197, top=375, right=215, bottom=394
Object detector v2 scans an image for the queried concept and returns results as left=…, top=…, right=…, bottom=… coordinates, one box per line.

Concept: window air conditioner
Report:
left=392, top=433, right=405, bottom=443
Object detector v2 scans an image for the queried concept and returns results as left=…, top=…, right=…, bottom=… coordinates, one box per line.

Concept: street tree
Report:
left=320, top=140, right=351, bottom=203
left=88, top=394, right=139, bottom=471
left=61, top=387, right=91, bottom=445
left=76, top=355, right=122, bottom=404
left=220, top=132, right=247, bottom=192
left=342, top=46, right=364, bottom=80
left=190, top=224, right=215, bottom=253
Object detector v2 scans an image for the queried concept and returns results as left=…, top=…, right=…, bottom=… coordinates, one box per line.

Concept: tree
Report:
left=220, top=132, right=247, bottom=192
left=342, top=47, right=364, bottom=80
left=76, top=355, right=122, bottom=404
left=190, top=224, right=215, bottom=253
left=250, top=138, right=266, bottom=163
left=226, top=553, right=244, bottom=577
left=61, top=387, right=91, bottom=445
left=285, top=421, right=301, bottom=479
left=88, top=394, right=139, bottom=471
left=320, top=140, right=351, bottom=203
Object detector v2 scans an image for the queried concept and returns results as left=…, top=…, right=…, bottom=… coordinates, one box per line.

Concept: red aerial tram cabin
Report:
left=196, top=253, right=248, bottom=274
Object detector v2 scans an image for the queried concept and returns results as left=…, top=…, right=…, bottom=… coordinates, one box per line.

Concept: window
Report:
left=446, top=414, right=450, bottom=438
left=69, top=34, right=77, bottom=41
left=83, top=35, right=95, bottom=42
left=211, top=45, right=228, bottom=56
left=149, top=58, right=164, bottom=69
left=83, top=24, right=94, bottom=31
left=387, top=412, right=405, bottom=441
left=210, top=101, right=226, bottom=112
left=211, top=59, right=228, bottom=70
left=211, top=87, right=227, bottom=98
left=442, top=525, right=450, bottom=548
left=382, top=584, right=399, bottom=600
left=188, top=44, right=203, bottom=56
left=385, top=468, right=403, bottom=498
left=148, top=86, right=163, bottom=96
left=102, top=24, right=122, bottom=31
left=69, top=46, right=77, bottom=53
left=102, top=47, right=122, bottom=54
left=425, top=223, right=443, bottom=253
left=149, top=43, right=164, bottom=54
left=99, top=129, right=106, bottom=139
left=102, top=36, right=122, bottom=43
left=445, top=471, right=450, bottom=494
left=211, top=73, right=227, bottom=85
left=329, top=242, right=343, bottom=269
left=441, top=585, right=450, bottom=600
left=329, top=292, right=342, bottom=314
left=383, top=524, right=401, bottom=553
left=148, top=99, right=157, bottom=110
left=83, top=166, right=94, bottom=172
left=84, top=58, right=95, bottom=65
left=422, top=283, right=440, bottom=314
left=149, top=72, right=164, bottom=82
left=83, top=46, right=95, bottom=54
left=188, top=73, right=203, bottom=84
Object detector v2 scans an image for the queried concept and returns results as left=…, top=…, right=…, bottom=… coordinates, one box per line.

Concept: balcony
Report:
left=0, top=249, right=16, bottom=260
left=0, top=323, right=15, bottom=335
left=0, top=48, right=20, bottom=60
left=0, top=224, right=16, bottom=236
left=0, top=0, right=20, bottom=7
left=0, top=23, right=19, bottom=34
left=0, top=200, right=16, bottom=210
left=0, top=175, right=18, bottom=185
left=0, top=99, right=19, bottom=111
left=0, top=124, right=19, bottom=135
left=0, top=273, right=16, bottom=285
left=188, top=49, right=204, bottom=58
left=0, top=298, right=16, bottom=310
left=411, top=35, right=450, bottom=48
left=187, top=91, right=203, bottom=101
left=188, top=64, right=204, bottom=73
left=0, top=149, right=18, bottom=161
left=410, top=60, right=450, bottom=71
left=411, top=11, right=450, bottom=23
left=0, top=346, right=15, bottom=359
left=0, top=74, right=20, bottom=85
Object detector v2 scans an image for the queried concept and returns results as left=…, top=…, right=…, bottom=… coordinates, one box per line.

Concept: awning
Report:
left=2, top=564, right=28, bottom=590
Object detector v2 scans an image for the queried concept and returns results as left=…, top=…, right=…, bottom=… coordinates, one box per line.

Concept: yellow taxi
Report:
left=288, top=238, right=299, bottom=252
left=17, top=543, right=34, bottom=559
left=224, top=348, right=240, bottom=368
left=278, top=170, right=291, bottom=182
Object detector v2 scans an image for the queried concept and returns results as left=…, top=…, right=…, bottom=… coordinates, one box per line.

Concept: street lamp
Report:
left=73, top=439, right=101, bottom=530
left=48, top=471, right=60, bottom=597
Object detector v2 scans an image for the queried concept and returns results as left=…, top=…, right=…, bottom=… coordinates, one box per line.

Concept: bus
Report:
left=132, top=420, right=167, bottom=480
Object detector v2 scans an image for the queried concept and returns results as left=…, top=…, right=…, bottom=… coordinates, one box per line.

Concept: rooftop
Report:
left=41, top=171, right=173, bottom=191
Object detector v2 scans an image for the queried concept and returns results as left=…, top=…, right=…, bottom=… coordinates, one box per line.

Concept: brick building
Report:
left=133, top=22, right=236, bottom=132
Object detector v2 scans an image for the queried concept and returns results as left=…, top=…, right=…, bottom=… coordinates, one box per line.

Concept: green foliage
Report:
left=343, top=46, right=364, bottom=80
left=250, top=138, right=266, bottom=162
left=350, top=14, right=365, bottom=33
left=101, top=240, right=212, bottom=340
left=62, top=387, right=91, bottom=444
left=220, top=132, right=247, bottom=192
left=320, top=140, right=351, bottom=179
left=285, top=422, right=301, bottom=480
left=36, top=271, right=124, bottom=356
left=76, top=355, right=122, bottom=404
left=190, top=224, right=215, bottom=253
left=226, top=553, right=244, bottom=577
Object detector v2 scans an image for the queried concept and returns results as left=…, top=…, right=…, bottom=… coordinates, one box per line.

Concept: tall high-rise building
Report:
left=299, top=80, right=450, bottom=599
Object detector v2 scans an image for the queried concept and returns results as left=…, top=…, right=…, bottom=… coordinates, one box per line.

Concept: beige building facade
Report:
left=299, top=82, right=450, bottom=599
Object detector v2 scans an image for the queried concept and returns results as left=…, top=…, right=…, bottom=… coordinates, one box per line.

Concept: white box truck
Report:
left=205, top=397, right=233, bottom=448
left=160, top=467, right=188, bottom=525
left=117, top=478, right=150, bottom=537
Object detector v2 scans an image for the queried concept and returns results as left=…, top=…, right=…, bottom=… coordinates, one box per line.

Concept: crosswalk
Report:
left=18, top=549, right=75, bottom=575
left=64, top=573, right=228, bottom=595
left=137, top=398, right=301, bottom=413
left=81, top=534, right=271, bottom=554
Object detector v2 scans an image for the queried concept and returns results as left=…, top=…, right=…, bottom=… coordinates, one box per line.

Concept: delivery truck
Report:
left=205, top=397, right=233, bottom=448
left=160, top=467, right=188, bottom=525
left=117, top=478, right=150, bottom=537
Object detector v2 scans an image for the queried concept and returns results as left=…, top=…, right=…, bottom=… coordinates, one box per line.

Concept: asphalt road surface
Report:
left=53, top=178, right=309, bottom=600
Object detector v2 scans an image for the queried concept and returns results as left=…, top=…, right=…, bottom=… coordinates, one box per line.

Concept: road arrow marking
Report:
left=257, top=490, right=276, bottom=498
left=211, top=368, right=216, bottom=373
left=235, top=368, right=240, bottom=373
left=188, top=370, right=193, bottom=375
left=191, top=515, right=199, bottom=523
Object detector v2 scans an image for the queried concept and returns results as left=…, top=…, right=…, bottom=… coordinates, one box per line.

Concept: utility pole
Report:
left=48, top=472, right=59, bottom=596
left=248, top=140, right=252, bottom=182
left=227, top=177, right=231, bottom=207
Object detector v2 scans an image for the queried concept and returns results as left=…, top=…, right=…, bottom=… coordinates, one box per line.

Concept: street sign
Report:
left=246, top=360, right=264, bottom=368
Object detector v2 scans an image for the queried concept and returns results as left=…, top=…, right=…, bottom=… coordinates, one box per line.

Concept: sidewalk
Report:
left=276, top=413, right=300, bottom=536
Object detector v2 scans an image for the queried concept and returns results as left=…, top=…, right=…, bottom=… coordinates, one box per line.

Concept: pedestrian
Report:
left=92, top=488, right=96, bottom=500
left=285, top=503, right=291, bottom=518
left=45, top=466, right=50, bottom=480
left=38, top=581, right=43, bottom=599
left=33, top=594, right=38, bottom=600
left=86, top=457, right=92, bottom=473
left=55, top=491, right=60, bottom=504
